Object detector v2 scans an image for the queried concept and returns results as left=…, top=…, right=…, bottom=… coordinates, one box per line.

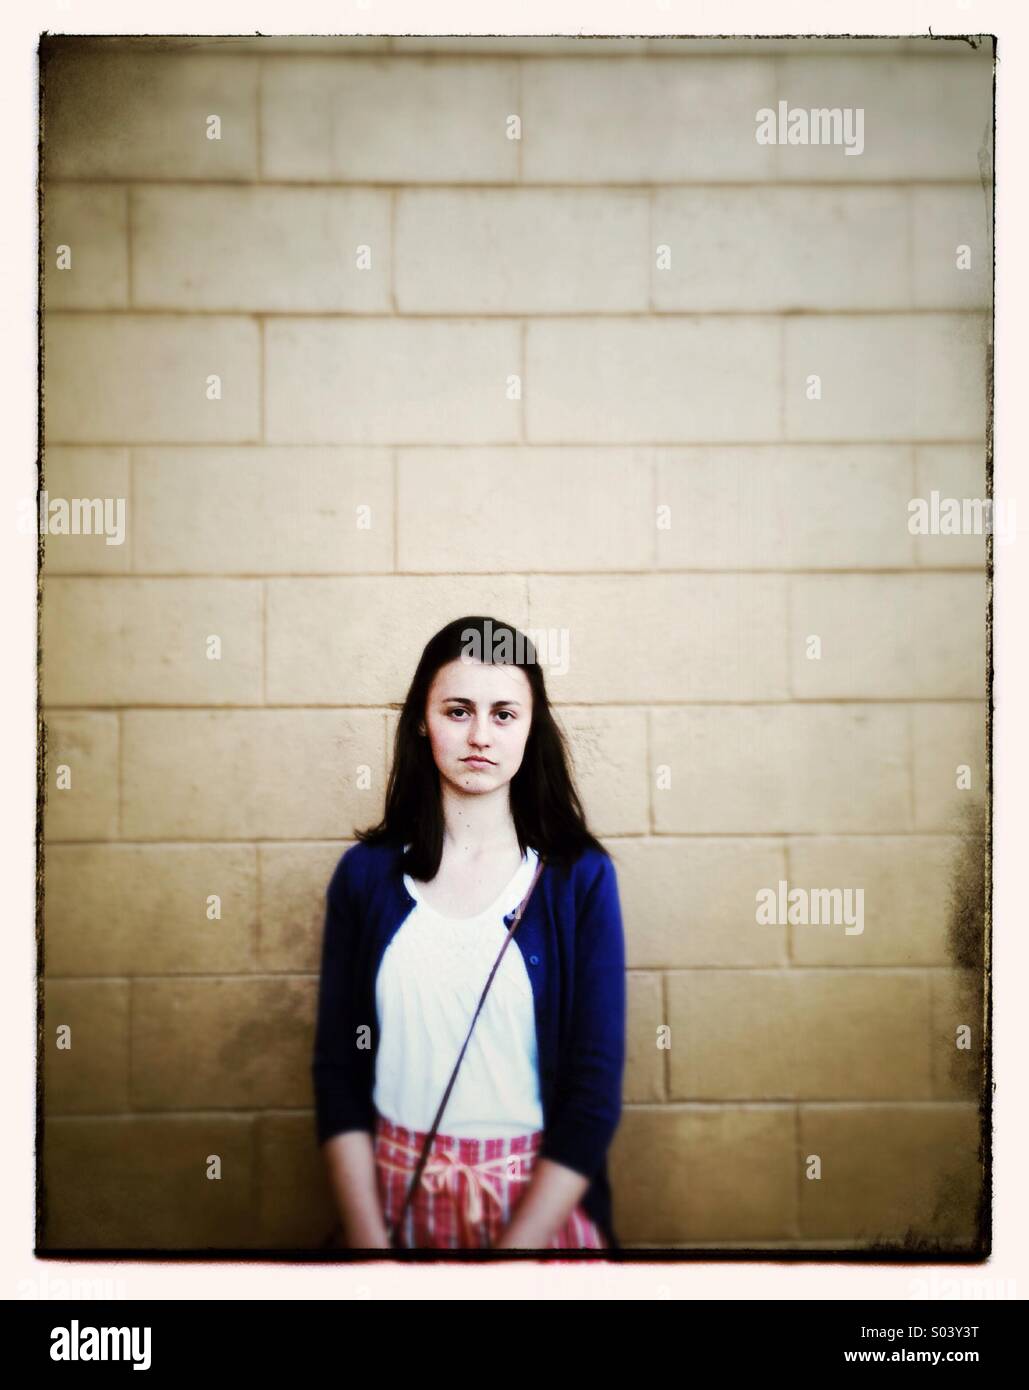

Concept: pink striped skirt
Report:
left=374, top=1112, right=608, bottom=1250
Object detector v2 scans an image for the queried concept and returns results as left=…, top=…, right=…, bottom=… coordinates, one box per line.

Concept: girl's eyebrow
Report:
left=443, top=697, right=522, bottom=707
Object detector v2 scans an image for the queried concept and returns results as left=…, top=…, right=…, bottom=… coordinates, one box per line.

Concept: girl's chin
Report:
left=452, top=768, right=503, bottom=790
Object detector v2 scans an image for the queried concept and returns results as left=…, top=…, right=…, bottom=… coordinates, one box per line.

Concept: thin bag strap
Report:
left=388, top=853, right=546, bottom=1248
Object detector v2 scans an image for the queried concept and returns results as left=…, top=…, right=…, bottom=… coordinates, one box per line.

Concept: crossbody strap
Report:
left=388, top=853, right=547, bottom=1248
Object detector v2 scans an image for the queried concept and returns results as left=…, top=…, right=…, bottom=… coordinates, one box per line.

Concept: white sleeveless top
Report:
left=372, top=846, right=544, bottom=1138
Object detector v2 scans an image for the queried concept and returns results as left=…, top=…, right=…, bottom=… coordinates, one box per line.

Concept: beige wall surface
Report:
left=39, top=34, right=992, bottom=1251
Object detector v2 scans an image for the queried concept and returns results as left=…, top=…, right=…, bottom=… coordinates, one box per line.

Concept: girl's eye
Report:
left=445, top=707, right=514, bottom=721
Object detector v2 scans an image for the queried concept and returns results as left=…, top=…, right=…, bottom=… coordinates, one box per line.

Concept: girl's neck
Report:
left=439, top=783, right=519, bottom=859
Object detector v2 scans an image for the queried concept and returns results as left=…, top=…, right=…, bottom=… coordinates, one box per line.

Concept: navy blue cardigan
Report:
left=311, top=837, right=627, bottom=1249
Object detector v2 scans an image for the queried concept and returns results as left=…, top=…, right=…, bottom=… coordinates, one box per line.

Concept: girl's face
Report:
left=421, top=658, right=533, bottom=797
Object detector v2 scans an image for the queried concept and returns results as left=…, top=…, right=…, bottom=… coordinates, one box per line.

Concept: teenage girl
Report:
left=312, top=616, right=627, bottom=1250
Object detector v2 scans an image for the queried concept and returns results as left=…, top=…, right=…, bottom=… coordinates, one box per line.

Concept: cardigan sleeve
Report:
left=538, top=852, right=627, bottom=1181
left=311, top=849, right=377, bottom=1144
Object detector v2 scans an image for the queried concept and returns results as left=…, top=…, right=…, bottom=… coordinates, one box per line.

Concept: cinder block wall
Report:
left=40, top=35, right=991, bottom=1250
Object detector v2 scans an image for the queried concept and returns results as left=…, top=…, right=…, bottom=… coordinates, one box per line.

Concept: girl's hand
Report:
left=354, top=1230, right=393, bottom=1250
left=493, top=1156, right=591, bottom=1249
left=331, top=1222, right=392, bottom=1250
